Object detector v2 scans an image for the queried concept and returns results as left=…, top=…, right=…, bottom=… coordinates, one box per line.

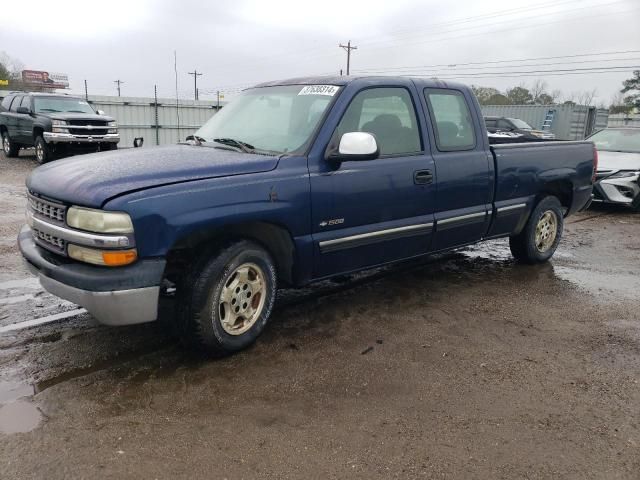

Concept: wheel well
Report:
left=164, top=221, right=296, bottom=286
left=539, top=180, right=573, bottom=213
left=0, top=125, right=6, bottom=134
left=33, top=127, right=44, bottom=139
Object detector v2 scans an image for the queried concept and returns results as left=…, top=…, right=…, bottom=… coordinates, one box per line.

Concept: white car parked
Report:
left=589, top=128, right=640, bottom=211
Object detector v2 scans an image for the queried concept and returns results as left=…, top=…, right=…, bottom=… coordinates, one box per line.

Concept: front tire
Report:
left=509, top=196, right=564, bottom=264
left=34, top=136, right=52, bottom=164
left=2, top=131, right=20, bottom=157
left=177, top=240, right=277, bottom=355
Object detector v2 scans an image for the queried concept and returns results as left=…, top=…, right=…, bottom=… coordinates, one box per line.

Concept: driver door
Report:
left=308, top=85, right=436, bottom=278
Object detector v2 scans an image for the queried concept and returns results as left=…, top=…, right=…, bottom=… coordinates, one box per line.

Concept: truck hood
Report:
left=46, top=112, right=116, bottom=123
left=596, top=150, right=640, bottom=172
left=27, top=145, right=279, bottom=207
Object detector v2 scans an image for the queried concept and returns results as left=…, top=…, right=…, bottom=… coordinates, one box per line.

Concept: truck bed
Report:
left=490, top=140, right=595, bottom=216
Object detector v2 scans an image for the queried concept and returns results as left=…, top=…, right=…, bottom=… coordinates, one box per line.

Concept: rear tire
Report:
left=2, top=131, right=19, bottom=157
left=34, top=136, right=52, bottom=164
left=509, top=196, right=564, bottom=264
left=176, top=240, right=277, bottom=355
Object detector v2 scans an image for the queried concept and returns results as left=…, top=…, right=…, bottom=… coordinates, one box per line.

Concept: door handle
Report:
left=414, top=169, right=433, bottom=185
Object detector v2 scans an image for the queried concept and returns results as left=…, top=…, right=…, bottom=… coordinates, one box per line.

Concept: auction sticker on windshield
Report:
left=298, top=85, right=340, bottom=96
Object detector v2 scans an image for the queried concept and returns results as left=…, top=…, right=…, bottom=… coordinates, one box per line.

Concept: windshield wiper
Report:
left=185, top=134, right=207, bottom=146
left=213, top=138, right=255, bottom=153
left=67, top=110, right=88, bottom=113
left=39, top=108, right=60, bottom=112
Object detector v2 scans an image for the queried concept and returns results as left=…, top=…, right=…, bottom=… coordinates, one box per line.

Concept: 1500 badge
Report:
left=319, top=218, right=344, bottom=227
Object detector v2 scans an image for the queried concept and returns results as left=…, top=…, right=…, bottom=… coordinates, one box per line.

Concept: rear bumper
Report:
left=43, top=132, right=120, bottom=144
left=18, top=226, right=165, bottom=326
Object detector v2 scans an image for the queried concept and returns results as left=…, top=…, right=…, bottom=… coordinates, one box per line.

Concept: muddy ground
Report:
left=0, top=151, right=639, bottom=479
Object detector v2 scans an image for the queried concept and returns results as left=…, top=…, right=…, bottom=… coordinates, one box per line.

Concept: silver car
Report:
left=589, top=128, right=640, bottom=211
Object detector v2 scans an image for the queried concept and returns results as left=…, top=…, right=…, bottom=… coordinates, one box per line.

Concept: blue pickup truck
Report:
left=18, top=76, right=596, bottom=354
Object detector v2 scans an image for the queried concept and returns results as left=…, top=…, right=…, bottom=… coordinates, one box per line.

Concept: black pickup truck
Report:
left=0, top=92, right=119, bottom=163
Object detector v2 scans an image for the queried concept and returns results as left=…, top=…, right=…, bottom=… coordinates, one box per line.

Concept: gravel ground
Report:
left=0, top=151, right=639, bottom=479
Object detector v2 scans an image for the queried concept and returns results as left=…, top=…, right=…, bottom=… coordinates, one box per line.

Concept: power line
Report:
left=381, top=65, right=638, bottom=79
left=188, top=70, right=203, bottom=100
left=356, top=0, right=631, bottom=48
left=354, top=58, right=640, bottom=75
left=352, top=50, right=640, bottom=74
left=353, top=5, right=639, bottom=54
left=339, top=41, right=358, bottom=76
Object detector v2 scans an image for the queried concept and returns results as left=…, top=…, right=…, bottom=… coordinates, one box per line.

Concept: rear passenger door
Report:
left=17, top=96, right=33, bottom=144
left=423, top=88, right=493, bottom=251
left=309, top=85, right=436, bottom=278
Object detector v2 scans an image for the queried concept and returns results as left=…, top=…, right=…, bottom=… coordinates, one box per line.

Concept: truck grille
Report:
left=67, top=120, right=108, bottom=127
left=68, top=128, right=109, bottom=136
left=32, top=227, right=66, bottom=254
left=28, top=193, right=66, bottom=223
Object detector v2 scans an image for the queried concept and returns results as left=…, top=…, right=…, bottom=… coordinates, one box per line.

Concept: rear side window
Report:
left=485, top=118, right=497, bottom=128
left=20, top=96, right=31, bottom=109
left=10, top=96, right=22, bottom=112
left=335, top=87, right=422, bottom=156
left=424, top=89, right=476, bottom=151
left=0, top=96, right=13, bottom=112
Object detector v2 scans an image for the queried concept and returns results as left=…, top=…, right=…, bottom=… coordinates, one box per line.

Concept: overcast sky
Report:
left=1, top=0, right=638, bottom=104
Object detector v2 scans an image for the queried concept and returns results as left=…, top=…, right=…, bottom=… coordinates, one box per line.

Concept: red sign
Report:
left=21, top=70, right=69, bottom=89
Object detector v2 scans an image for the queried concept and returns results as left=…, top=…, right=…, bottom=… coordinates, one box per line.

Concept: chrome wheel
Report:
left=218, top=263, right=266, bottom=336
left=35, top=142, right=44, bottom=163
left=2, top=135, right=9, bottom=155
left=535, top=210, right=558, bottom=252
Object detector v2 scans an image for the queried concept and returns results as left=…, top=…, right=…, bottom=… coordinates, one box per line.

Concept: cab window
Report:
left=334, top=87, right=422, bottom=156
left=424, top=89, right=476, bottom=151
left=20, top=96, right=31, bottom=110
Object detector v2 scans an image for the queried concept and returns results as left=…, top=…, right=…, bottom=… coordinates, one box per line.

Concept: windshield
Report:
left=33, top=97, right=95, bottom=114
left=194, top=85, right=340, bottom=154
left=507, top=118, right=533, bottom=130
left=588, top=128, right=640, bottom=153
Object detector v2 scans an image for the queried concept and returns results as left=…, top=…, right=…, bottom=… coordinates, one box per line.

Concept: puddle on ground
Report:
left=554, top=265, right=640, bottom=301
left=0, top=380, right=41, bottom=434
left=0, top=401, right=42, bottom=434
left=0, top=380, right=34, bottom=403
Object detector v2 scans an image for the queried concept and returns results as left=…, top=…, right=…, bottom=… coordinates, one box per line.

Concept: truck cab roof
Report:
left=253, top=75, right=471, bottom=92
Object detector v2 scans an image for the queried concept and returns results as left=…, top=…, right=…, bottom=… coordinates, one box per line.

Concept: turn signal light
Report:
left=68, top=244, right=137, bottom=267
left=102, top=250, right=138, bottom=266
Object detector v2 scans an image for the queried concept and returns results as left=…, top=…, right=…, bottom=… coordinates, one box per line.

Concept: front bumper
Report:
left=43, top=132, right=120, bottom=144
left=593, top=174, right=640, bottom=206
left=18, top=226, right=165, bottom=326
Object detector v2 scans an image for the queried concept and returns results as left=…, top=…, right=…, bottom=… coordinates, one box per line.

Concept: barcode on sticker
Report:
left=298, top=85, right=340, bottom=96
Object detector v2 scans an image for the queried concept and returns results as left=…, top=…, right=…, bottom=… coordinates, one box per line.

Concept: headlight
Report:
left=107, top=121, right=117, bottom=127
left=607, top=171, right=639, bottom=179
left=66, top=206, right=134, bottom=233
left=51, top=119, right=68, bottom=133
left=68, top=244, right=137, bottom=266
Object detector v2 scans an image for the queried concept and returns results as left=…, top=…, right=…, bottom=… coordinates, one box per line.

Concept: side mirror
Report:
left=96, top=110, right=105, bottom=115
left=16, top=106, right=31, bottom=115
left=328, top=132, right=379, bottom=162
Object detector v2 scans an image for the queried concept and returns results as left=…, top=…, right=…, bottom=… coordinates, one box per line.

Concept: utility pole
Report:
left=188, top=70, right=203, bottom=100
left=339, top=40, right=357, bottom=76
left=84, top=80, right=88, bottom=101
left=114, top=79, right=124, bottom=97
left=216, top=90, right=220, bottom=110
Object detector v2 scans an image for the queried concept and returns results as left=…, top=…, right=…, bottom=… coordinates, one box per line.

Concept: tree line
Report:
left=469, top=72, right=638, bottom=114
